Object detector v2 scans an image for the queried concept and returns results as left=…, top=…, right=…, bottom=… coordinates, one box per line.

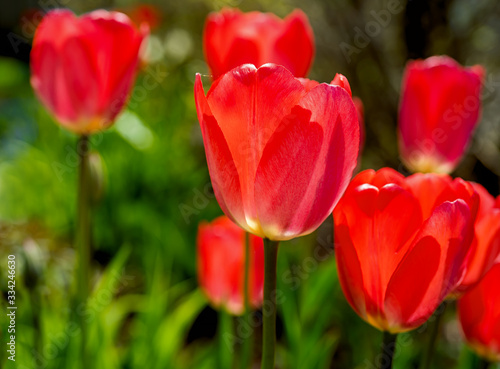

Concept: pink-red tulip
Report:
left=195, top=64, right=359, bottom=241
left=334, top=168, right=476, bottom=333
left=299, top=74, right=365, bottom=162
left=203, top=8, right=314, bottom=80
left=30, top=9, right=147, bottom=134
left=197, top=216, right=264, bottom=315
left=458, top=263, right=500, bottom=362
left=398, top=56, right=484, bottom=173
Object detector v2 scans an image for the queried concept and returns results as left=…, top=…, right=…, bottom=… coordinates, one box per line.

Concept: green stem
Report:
left=378, top=331, right=398, bottom=369
left=261, top=239, right=280, bottom=369
left=76, top=134, right=91, bottom=368
left=30, top=289, right=42, bottom=369
left=420, top=303, right=446, bottom=369
left=218, top=309, right=233, bottom=369
left=240, top=232, right=253, bottom=369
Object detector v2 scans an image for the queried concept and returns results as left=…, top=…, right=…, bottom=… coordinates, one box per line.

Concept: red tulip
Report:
left=30, top=9, right=147, bottom=134
left=458, top=263, right=500, bottom=362
left=334, top=168, right=475, bottom=333
left=197, top=216, right=264, bottom=315
left=455, top=183, right=500, bottom=294
left=398, top=56, right=484, bottom=173
left=195, top=64, right=359, bottom=241
left=203, top=8, right=314, bottom=80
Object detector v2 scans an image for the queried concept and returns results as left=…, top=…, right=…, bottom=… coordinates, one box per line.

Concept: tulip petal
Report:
left=82, top=11, right=146, bottom=122
left=406, top=173, right=451, bottom=219
left=331, top=74, right=352, bottom=97
left=206, top=64, right=306, bottom=233
left=61, top=36, right=100, bottom=124
left=458, top=264, right=500, bottom=362
left=368, top=167, right=406, bottom=190
left=195, top=74, right=246, bottom=230
left=249, top=234, right=265, bottom=307
left=197, top=218, right=244, bottom=312
left=275, top=9, right=314, bottom=77
left=459, top=209, right=500, bottom=291
left=335, top=181, right=421, bottom=326
left=255, top=84, right=359, bottom=240
left=197, top=216, right=265, bottom=315
left=384, top=235, right=441, bottom=331
left=343, top=167, right=406, bottom=193
left=30, top=10, right=85, bottom=125
left=335, top=220, right=367, bottom=319
left=384, top=200, right=472, bottom=330
left=222, top=38, right=260, bottom=78
left=253, top=105, right=322, bottom=239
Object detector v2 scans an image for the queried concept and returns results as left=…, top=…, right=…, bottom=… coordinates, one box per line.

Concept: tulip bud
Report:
left=203, top=8, right=314, bottom=79
left=398, top=56, right=484, bottom=173
left=30, top=9, right=148, bottom=134
left=197, top=216, right=264, bottom=315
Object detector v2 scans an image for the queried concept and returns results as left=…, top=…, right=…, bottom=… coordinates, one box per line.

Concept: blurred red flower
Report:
left=334, top=168, right=476, bottom=333
left=30, top=9, right=147, bottom=134
left=203, top=8, right=314, bottom=80
left=197, top=216, right=264, bottom=315
left=398, top=56, right=484, bottom=173
left=195, top=64, right=359, bottom=241
left=120, top=4, right=162, bottom=30
left=458, top=263, right=500, bottom=362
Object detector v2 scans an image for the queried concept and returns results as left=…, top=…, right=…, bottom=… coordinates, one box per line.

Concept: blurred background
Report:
left=0, top=0, right=499, bottom=368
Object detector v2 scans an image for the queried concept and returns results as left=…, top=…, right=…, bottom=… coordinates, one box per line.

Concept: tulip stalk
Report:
left=261, top=239, right=279, bottom=369
left=218, top=309, right=233, bottom=369
left=420, top=303, right=446, bottom=369
left=378, top=331, right=398, bottom=369
left=240, top=232, right=253, bottom=369
left=76, top=134, right=91, bottom=367
left=29, top=289, right=42, bottom=369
